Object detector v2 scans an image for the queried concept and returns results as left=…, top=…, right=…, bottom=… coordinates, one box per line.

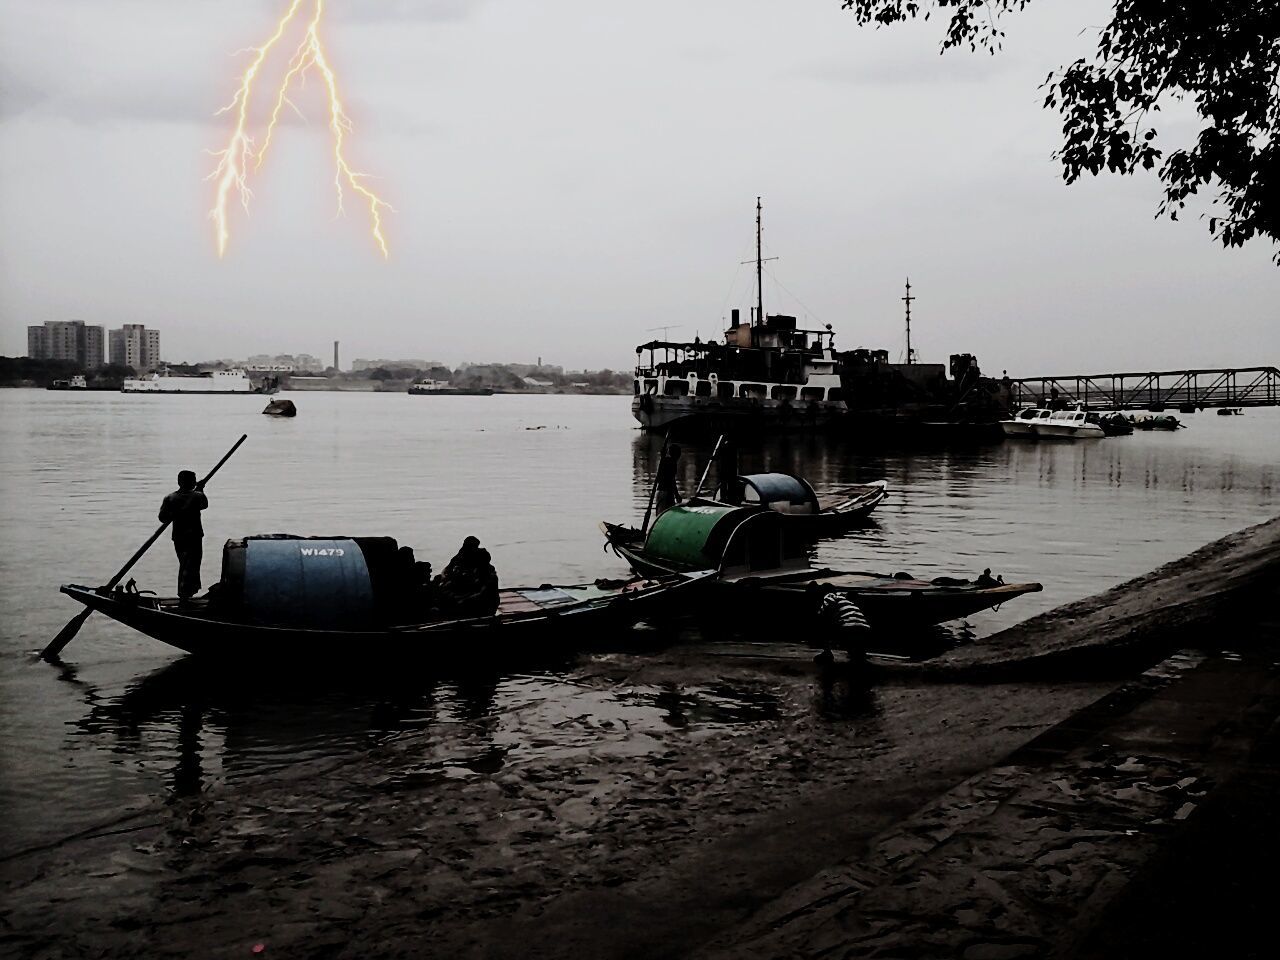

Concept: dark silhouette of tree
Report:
left=841, top=1, right=1280, bottom=261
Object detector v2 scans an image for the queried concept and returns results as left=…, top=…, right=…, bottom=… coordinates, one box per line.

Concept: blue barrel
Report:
left=243, top=538, right=375, bottom=628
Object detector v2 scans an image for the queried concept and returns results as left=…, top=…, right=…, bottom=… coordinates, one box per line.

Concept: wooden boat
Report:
left=1096, top=412, right=1134, bottom=436
left=1216, top=407, right=1243, bottom=416
left=708, top=473, right=887, bottom=533
left=1129, top=414, right=1184, bottom=431
left=601, top=504, right=1041, bottom=632
left=61, top=535, right=713, bottom=658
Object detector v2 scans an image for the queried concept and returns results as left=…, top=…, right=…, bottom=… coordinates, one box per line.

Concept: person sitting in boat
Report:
left=158, top=469, right=208, bottom=603
left=433, top=538, right=500, bottom=617
left=434, top=537, right=480, bottom=591
left=391, top=545, right=435, bottom=622
left=655, top=444, right=682, bottom=514
left=975, top=568, right=1003, bottom=589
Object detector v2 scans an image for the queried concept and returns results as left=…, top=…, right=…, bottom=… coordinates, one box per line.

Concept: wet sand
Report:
left=2, top=517, right=1277, bottom=959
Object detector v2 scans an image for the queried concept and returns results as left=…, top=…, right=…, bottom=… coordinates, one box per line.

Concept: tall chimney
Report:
left=333, top=340, right=339, bottom=372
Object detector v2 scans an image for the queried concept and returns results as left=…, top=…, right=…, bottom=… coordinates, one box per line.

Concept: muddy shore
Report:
left=2, top=517, right=1277, bottom=959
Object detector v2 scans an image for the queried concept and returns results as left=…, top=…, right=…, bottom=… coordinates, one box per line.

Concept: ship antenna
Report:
left=756, top=197, right=763, bottom=327
left=902, top=277, right=915, bottom=365
left=741, top=197, right=777, bottom=327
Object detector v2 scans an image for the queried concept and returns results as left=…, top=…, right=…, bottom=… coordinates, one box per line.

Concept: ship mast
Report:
left=755, top=197, right=764, bottom=327
left=740, top=198, right=777, bottom=328
left=902, top=277, right=915, bottom=365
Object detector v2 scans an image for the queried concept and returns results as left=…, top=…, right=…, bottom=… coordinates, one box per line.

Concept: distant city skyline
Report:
left=2, top=0, right=1277, bottom=374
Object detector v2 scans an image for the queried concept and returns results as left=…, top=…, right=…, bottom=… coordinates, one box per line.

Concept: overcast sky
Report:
left=1, top=0, right=1276, bottom=373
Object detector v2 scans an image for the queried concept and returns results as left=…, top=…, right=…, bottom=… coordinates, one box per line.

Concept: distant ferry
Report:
left=632, top=199, right=847, bottom=434
left=48, top=374, right=88, bottom=390
left=122, top=368, right=277, bottom=395
left=408, top=379, right=494, bottom=396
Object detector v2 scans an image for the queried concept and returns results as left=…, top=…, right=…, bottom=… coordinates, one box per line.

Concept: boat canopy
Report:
left=733, top=473, right=818, bottom=514
left=644, top=503, right=803, bottom=574
left=644, top=504, right=755, bottom=569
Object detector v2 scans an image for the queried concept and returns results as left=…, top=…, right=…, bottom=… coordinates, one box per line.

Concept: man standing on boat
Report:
left=714, top=439, right=739, bottom=503
left=654, top=444, right=682, bottom=514
left=159, top=469, right=208, bottom=602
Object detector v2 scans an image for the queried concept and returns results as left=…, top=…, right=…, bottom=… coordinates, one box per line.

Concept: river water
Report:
left=0, top=390, right=1275, bottom=856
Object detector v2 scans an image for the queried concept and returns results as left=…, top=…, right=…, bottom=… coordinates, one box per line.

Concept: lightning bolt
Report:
left=208, top=0, right=392, bottom=258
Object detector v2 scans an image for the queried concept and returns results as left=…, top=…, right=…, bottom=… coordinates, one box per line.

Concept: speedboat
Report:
left=1000, top=407, right=1052, bottom=438
left=1032, top=407, right=1105, bottom=440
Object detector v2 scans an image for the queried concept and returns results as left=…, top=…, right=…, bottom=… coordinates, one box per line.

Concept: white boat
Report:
left=1000, top=407, right=1052, bottom=438
left=1032, top=407, right=1105, bottom=440
left=48, top=374, right=88, bottom=391
left=122, top=368, right=269, bottom=395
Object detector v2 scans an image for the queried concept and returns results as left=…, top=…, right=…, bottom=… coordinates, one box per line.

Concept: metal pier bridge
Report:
left=1007, top=366, right=1280, bottom=412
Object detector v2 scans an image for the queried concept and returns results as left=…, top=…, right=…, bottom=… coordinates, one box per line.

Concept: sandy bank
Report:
left=894, top=513, right=1280, bottom=679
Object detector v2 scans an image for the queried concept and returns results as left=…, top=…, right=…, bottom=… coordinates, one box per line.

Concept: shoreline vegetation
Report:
left=0, top=356, right=633, bottom=394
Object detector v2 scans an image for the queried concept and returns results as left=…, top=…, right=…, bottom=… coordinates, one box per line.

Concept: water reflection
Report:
left=633, top=427, right=1277, bottom=635
left=815, top=663, right=879, bottom=721
left=70, top=654, right=801, bottom=807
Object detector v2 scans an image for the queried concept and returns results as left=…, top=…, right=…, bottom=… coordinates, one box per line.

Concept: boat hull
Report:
left=632, top=395, right=846, bottom=435
left=1031, top=423, right=1105, bottom=440
left=60, top=572, right=711, bottom=659
left=1000, top=421, right=1037, bottom=438
left=409, top=388, right=495, bottom=396
left=599, top=524, right=1040, bottom=630
left=122, top=388, right=258, bottom=395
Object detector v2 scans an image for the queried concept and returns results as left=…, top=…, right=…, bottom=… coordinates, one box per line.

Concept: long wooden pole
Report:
left=41, top=434, right=248, bottom=661
left=639, top=431, right=670, bottom=537
left=692, top=434, right=725, bottom=501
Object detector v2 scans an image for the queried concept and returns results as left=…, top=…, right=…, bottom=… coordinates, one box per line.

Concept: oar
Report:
left=639, top=430, right=670, bottom=537
left=692, top=433, right=725, bottom=500
left=41, top=434, right=248, bottom=661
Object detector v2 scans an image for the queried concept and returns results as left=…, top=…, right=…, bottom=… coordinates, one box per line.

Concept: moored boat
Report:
left=1096, top=412, right=1134, bottom=436
left=122, top=368, right=276, bottom=395
left=708, top=472, right=888, bottom=534
left=61, top=535, right=713, bottom=658
left=48, top=374, right=88, bottom=391
left=1031, top=406, right=1105, bottom=440
left=409, top=379, right=495, bottom=396
left=631, top=200, right=848, bottom=436
left=1000, top=407, right=1052, bottom=438
left=601, top=504, right=1041, bottom=633
left=1129, top=413, right=1184, bottom=431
